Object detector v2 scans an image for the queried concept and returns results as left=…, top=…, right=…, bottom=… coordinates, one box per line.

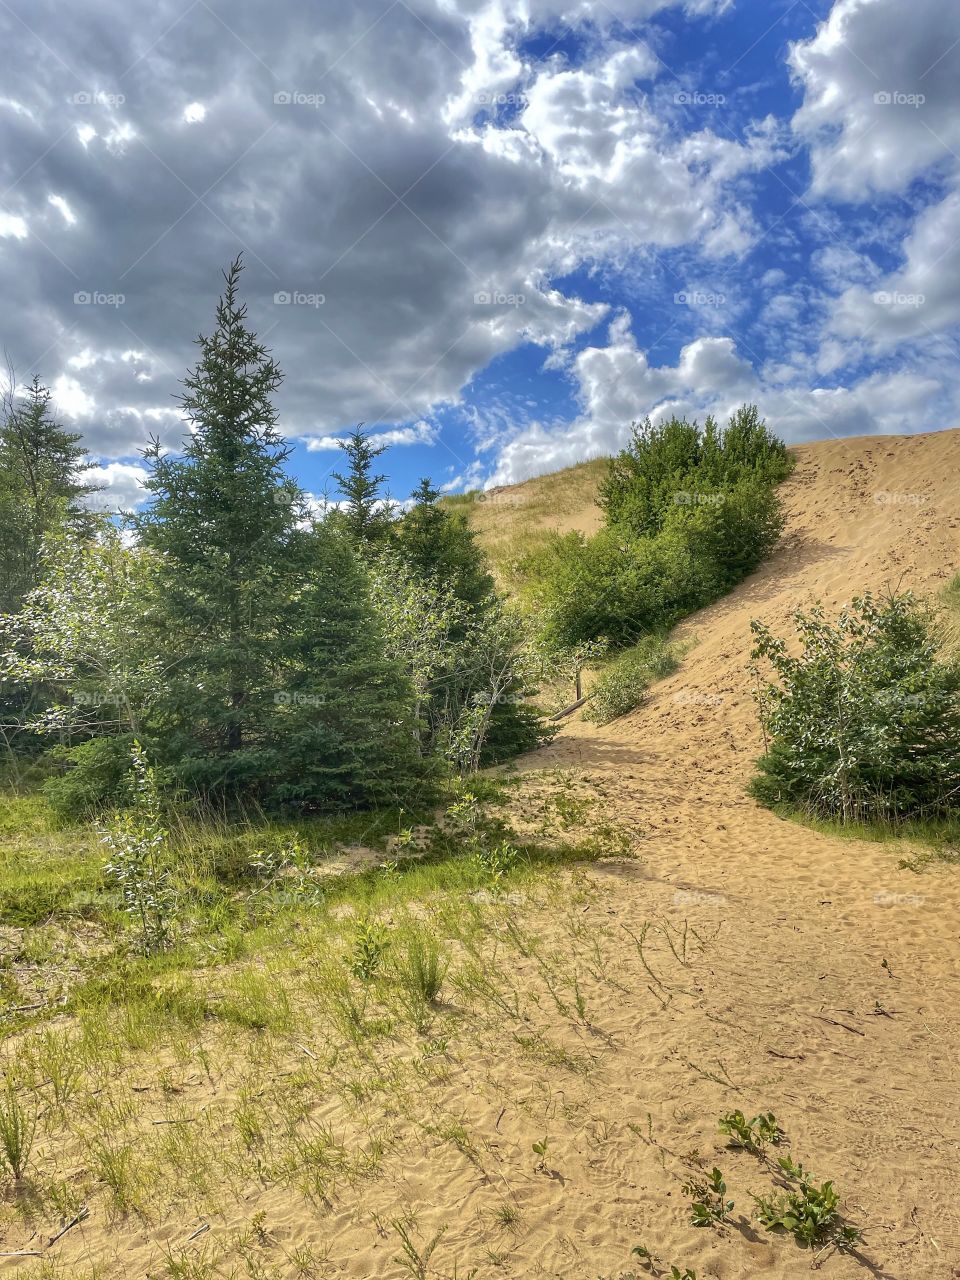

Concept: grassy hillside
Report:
left=444, top=457, right=607, bottom=590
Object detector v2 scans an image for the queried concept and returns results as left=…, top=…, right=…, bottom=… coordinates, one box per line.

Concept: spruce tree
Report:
left=0, top=375, right=98, bottom=611
left=395, top=478, right=493, bottom=608
left=137, top=256, right=423, bottom=808
left=332, top=425, right=391, bottom=546
left=137, top=254, right=297, bottom=784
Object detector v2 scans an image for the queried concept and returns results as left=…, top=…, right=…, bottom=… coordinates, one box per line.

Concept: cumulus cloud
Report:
left=789, top=0, right=960, bottom=197
left=0, top=0, right=791, bottom=472
left=487, top=313, right=950, bottom=484
left=0, top=0, right=956, bottom=499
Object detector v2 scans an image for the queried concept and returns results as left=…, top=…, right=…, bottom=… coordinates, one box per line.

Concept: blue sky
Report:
left=0, top=0, right=957, bottom=509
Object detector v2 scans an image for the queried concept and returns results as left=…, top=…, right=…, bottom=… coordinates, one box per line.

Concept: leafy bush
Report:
left=585, top=636, right=679, bottom=725
left=528, top=405, right=791, bottom=652
left=598, top=404, right=792, bottom=538
left=751, top=592, right=960, bottom=823
left=43, top=735, right=135, bottom=820
left=753, top=1156, right=860, bottom=1249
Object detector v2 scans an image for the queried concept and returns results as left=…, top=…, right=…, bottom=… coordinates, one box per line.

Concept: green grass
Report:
left=0, top=773, right=623, bottom=1036
left=764, top=803, right=960, bottom=869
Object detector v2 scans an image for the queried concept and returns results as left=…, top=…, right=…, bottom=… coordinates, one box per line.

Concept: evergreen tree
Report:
left=333, top=425, right=391, bottom=546
left=137, top=254, right=296, bottom=775
left=394, top=478, right=494, bottom=607
left=0, top=375, right=98, bottom=611
left=136, top=255, right=422, bottom=807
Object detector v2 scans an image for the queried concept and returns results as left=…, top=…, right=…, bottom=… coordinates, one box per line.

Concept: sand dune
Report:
left=4, top=431, right=959, bottom=1279
left=512, top=428, right=960, bottom=1278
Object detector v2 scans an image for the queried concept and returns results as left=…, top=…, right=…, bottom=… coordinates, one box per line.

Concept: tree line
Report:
left=0, top=257, right=542, bottom=818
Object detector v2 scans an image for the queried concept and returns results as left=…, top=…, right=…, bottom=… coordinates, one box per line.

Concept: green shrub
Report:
left=751, top=592, right=960, bottom=823
left=598, top=404, right=792, bottom=538
left=42, top=735, right=135, bottom=820
left=585, top=637, right=679, bottom=725
left=528, top=405, right=791, bottom=652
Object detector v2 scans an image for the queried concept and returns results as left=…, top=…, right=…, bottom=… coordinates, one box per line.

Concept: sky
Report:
left=0, top=0, right=958, bottom=511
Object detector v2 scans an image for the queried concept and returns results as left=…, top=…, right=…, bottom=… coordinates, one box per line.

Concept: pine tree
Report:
left=395, top=477, right=493, bottom=608
left=0, top=375, right=98, bottom=611
left=136, top=256, right=424, bottom=808
left=332, top=425, right=391, bottom=545
left=137, top=254, right=298, bottom=782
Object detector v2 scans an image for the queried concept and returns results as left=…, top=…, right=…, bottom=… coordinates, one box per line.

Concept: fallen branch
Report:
left=48, top=1205, right=89, bottom=1247
left=812, top=1014, right=864, bottom=1037
left=549, top=696, right=587, bottom=721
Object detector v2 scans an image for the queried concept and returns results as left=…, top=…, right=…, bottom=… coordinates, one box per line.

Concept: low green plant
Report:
left=718, top=1109, right=784, bottom=1153
left=682, top=1166, right=733, bottom=1226
left=753, top=1156, right=861, bottom=1248
left=392, top=1218, right=446, bottom=1279
left=631, top=1245, right=696, bottom=1279
left=0, top=1081, right=37, bottom=1180
left=395, top=931, right=447, bottom=1006
left=99, top=741, right=176, bottom=952
left=350, top=916, right=390, bottom=980
left=584, top=635, right=679, bottom=725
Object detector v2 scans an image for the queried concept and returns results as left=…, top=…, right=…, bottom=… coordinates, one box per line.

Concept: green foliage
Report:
left=395, top=929, right=447, bottom=1004
left=529, top=406, right=789, bottom=652
left=350, top=916, right=390, bottom=981
left=751, top=591, right=960, bottom=823
left=371, top=551, right=545, bottom=771
left=718, top=1109, right=784, bottom=1153
left=753, top=1156, right=861, bottom=1248
left=682, top=1166, right=733, bottom=1226
left=598, top=404, right=791, bottom=538
left=0, top=1081, right=37, bottom=1180
left=0, top=374, right=99, bottom=615
left=395, top=477, right=494, bottom=608
left=585, top=635, right=679, bottom=725
left=100, top=742, right=176, bottom=953
left=332, top=425, right=392, bottom=546
left=43, top=734, right=136, bottom=820
left=135, top=259, right=424, bottom=810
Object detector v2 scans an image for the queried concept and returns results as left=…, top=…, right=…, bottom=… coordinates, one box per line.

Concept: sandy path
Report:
left=510, top=430, right=960, bottom=1279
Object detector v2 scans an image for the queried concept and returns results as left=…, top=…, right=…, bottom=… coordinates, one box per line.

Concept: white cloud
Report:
left=182, top=102, right=206, bottom=124
left=85, top=461, right=150, bottom=512
left=831, top=189, right=960, bottom=345
left=0, top=212, right=27, bottom=239
left=487, top=312, right=951, bottom=483
left=789, top=0, right=960, bottom=197
left=48, top=194, right=77, bottom=225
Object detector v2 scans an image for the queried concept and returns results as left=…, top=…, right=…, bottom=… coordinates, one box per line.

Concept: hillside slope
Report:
left=506, top=428, right=960, bottom=1277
